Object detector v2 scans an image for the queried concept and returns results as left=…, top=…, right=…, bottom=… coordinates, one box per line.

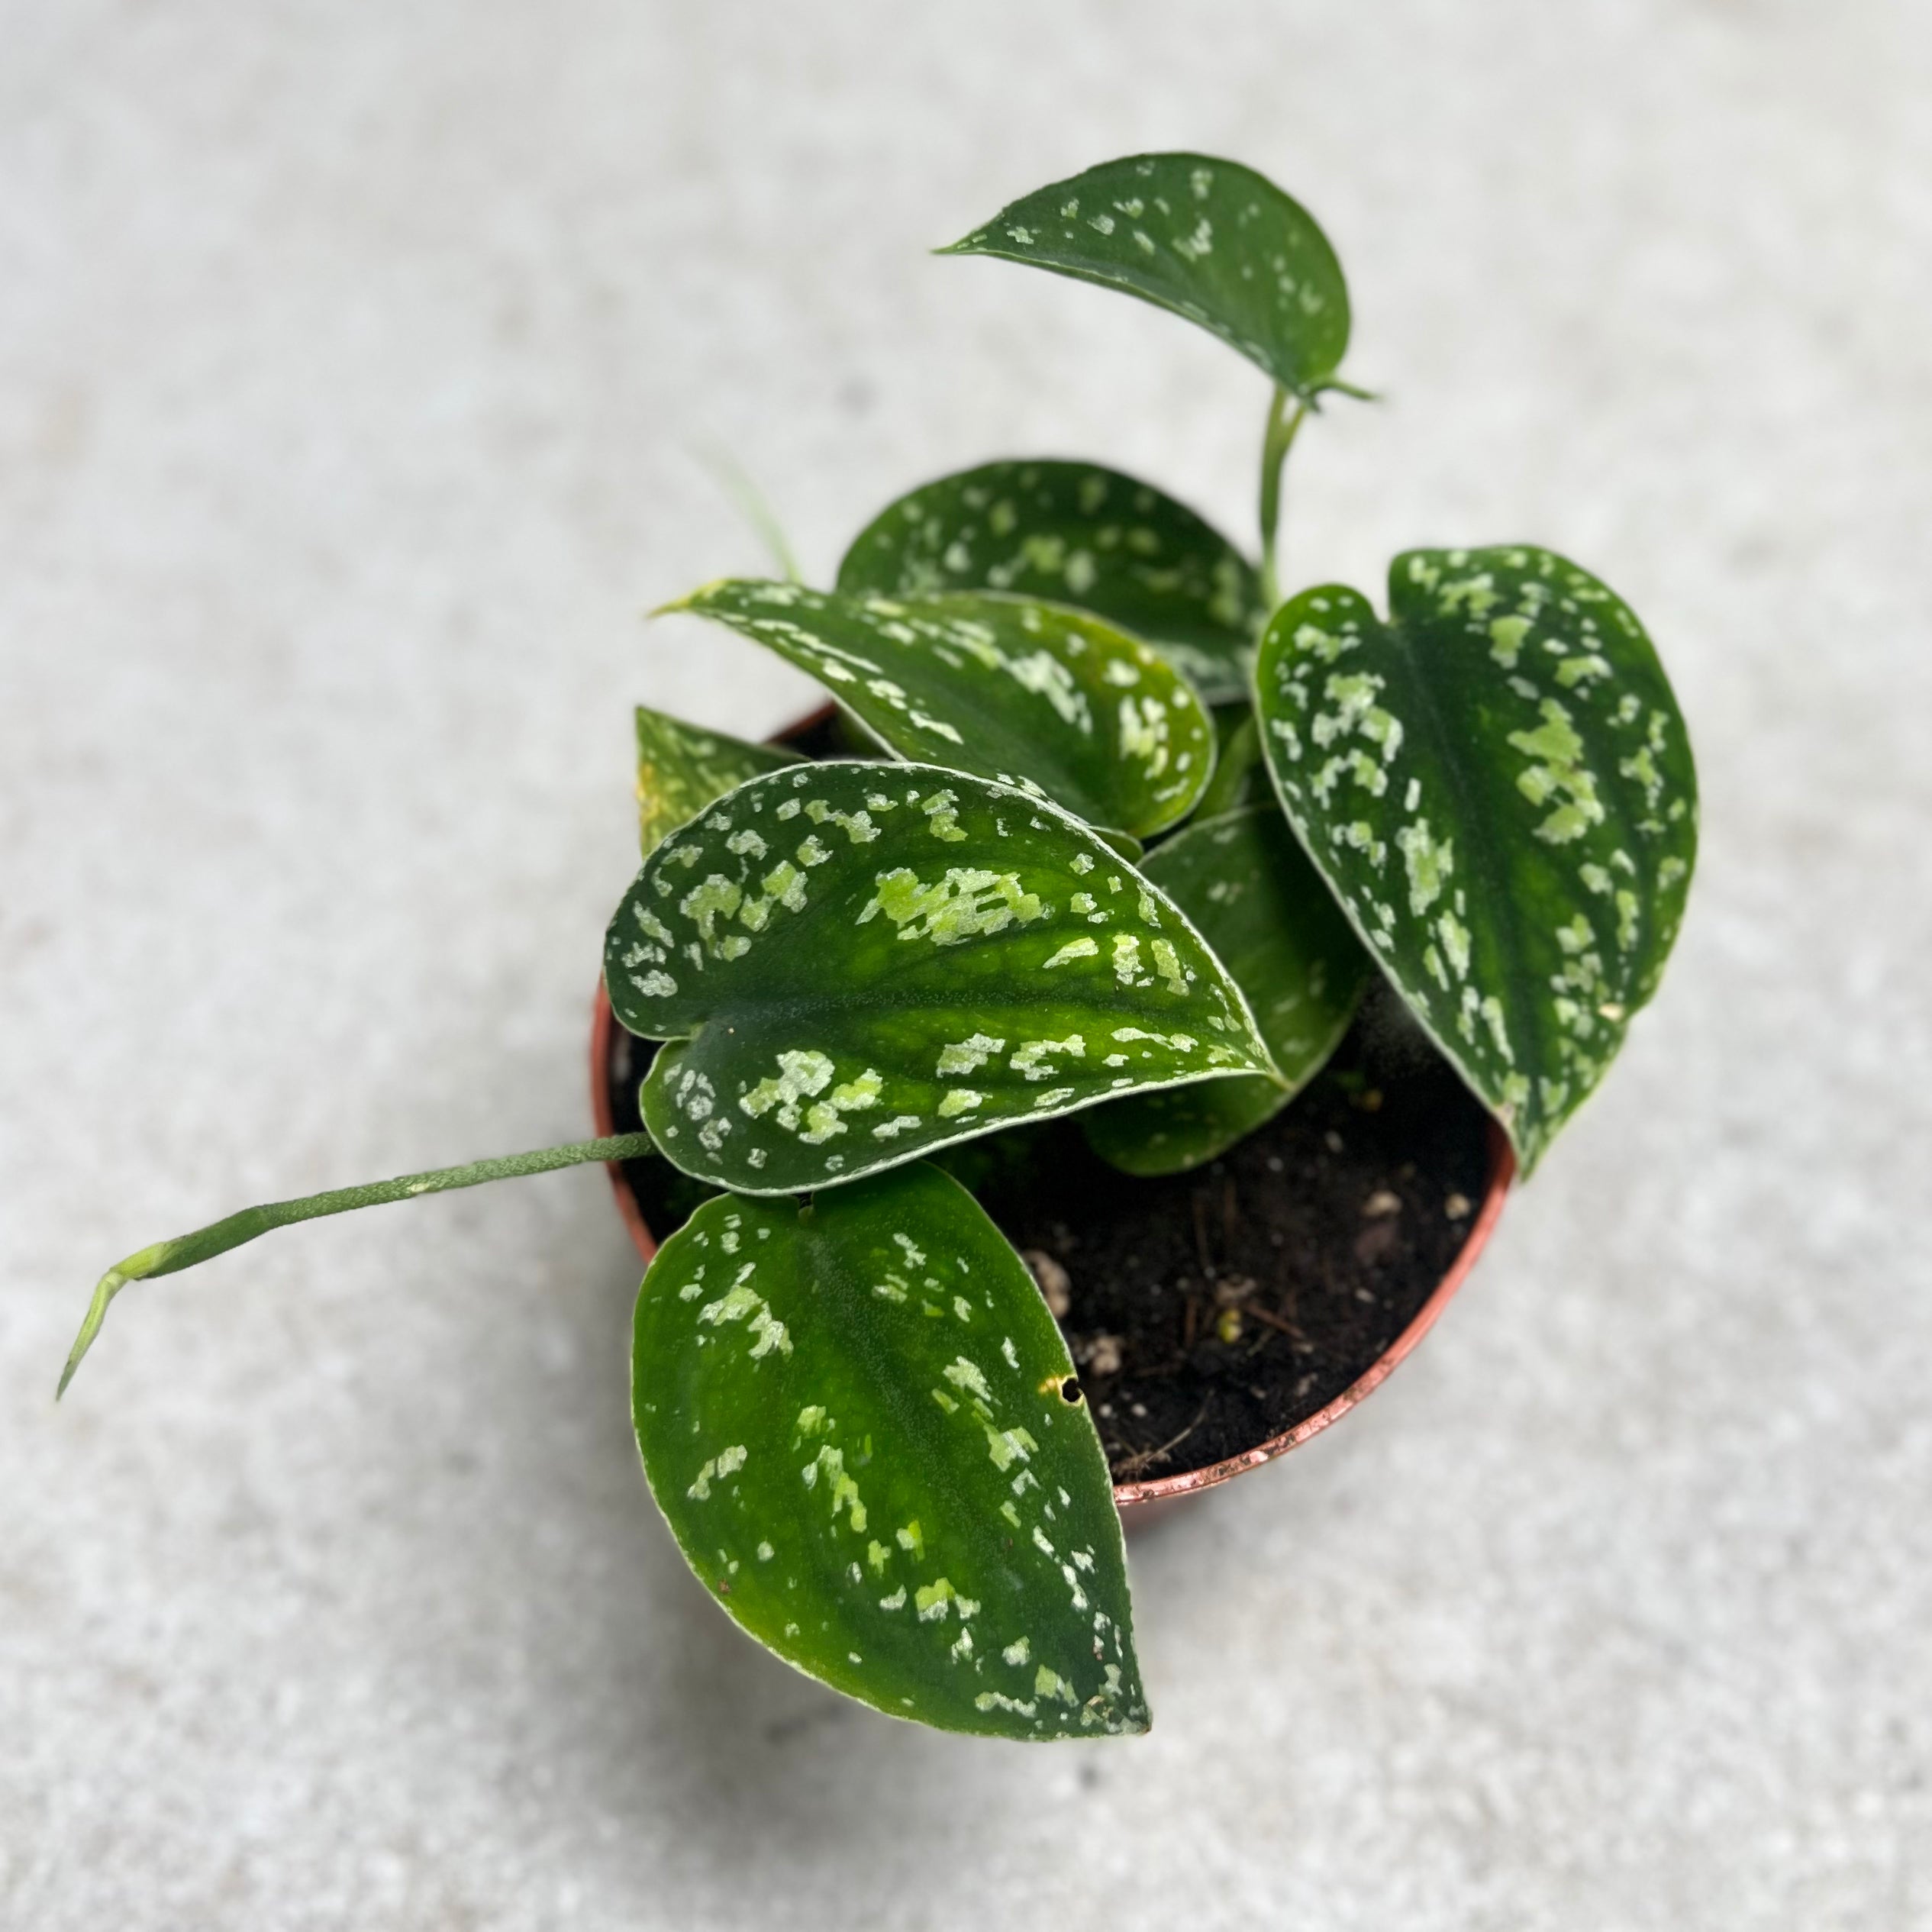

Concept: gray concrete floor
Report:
left=4, top=4, right=1928, bottom=1926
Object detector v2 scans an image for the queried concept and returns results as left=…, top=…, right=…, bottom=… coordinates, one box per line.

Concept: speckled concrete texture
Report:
left=4, top=4, right=1927, bottom=1926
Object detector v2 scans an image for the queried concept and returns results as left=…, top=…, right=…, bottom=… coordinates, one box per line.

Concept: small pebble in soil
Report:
left=1083, top=1333, right=1124, bottom=1376
left=1324, top=1130, right=1345, bottom=1153
left=1354, top=1219, right=1400, bottom=1265
left=1362, top=1189, right=1403, bottom=1218
left=1445, top=1192, right=1472, bottom=1221
left=1023, top=1248, right=1072, bottom=1318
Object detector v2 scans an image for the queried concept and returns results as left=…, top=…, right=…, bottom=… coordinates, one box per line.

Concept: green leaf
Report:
left=1254, top=547, right=1698, bottom=1175
left=837, top=460, right=1263, bottom=705
left=1084, top=805, right=1369, bottom=1175
left=604, top=761, right=1275, bottom=1195
left=941, top=153, right=1350, bottom=398
left=665, top=579, right=1214, bottom=840
left=635, top=704, right=802, bottom=858
left=631, top=1165, right=1147, bottom=1740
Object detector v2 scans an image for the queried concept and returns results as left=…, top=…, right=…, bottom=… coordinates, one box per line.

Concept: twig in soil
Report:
left=1112, top=1399, right=1212, bottom=1480
left=1240, top=1301, right=1313, bottom=1348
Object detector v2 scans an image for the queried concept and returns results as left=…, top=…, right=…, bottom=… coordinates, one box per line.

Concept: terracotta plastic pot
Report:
left=590, top=1003, right=1511, bottom=1522
left=597, top=705, right=1513, bottom=1515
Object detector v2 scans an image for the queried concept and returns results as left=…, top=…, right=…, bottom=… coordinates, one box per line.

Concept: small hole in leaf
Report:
left=1059, top=1376, right=1083, bottom=1405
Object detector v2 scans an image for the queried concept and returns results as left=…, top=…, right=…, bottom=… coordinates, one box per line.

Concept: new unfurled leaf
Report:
left=1254, top=547, right=1697, bottom=1175
left=837, top=460, right=1263, bottom=705
left=604, top=762, right=1274, bottom=1195
left=942, top=153, right=1350, bottom=398
left=1084, top=805, right=1369, bottom=1175
left=665, top=579, right=1214, bottom=840
left=632, top=1165, right=1147, bottom=1740
left=635, top=704, right=802, bottom=857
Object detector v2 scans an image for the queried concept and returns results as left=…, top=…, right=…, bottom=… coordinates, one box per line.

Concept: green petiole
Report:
left=1257, top=384, right=1308, bottom=610
left=59, top=1132, right=656, bottom=1398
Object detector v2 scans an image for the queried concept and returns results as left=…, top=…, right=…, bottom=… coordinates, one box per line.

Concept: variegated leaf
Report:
left=633, top=1166, right=1147, bottom=1740
left=1254, top=546, right=1698, bottom=1174
left=941, top=153, right=1350, bottom=398
left=1084, top=805, right=1369, bottom=1174
left=664, top=579, right=1214, bottom=840
left=837, top=460, right=1263, bottom=705
left=635, top=703, right=802, bottom=857
left=604, top=762, right=1274, bottom=1195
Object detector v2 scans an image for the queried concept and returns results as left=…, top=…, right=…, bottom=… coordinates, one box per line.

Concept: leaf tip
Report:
left=647, top=589, right=702, bottom=620
left=1316, top=376, right=1381, bottom=405
left=55, top=1240, right=173, bottom=1400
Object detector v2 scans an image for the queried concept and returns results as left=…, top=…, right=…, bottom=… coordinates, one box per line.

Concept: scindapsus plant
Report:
left=61, top=153, right=1698, bottom=1741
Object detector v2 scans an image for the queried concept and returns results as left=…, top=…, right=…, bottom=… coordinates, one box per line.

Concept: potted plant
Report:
left=59, top=153, right=1698, bottom=1743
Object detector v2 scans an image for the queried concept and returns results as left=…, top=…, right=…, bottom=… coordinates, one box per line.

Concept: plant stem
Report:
left=57, top=1132, right=657, bottom=1398
left=1257, top=384, right=1308, bottom=611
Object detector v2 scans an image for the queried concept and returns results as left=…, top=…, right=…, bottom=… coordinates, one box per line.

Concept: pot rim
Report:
left=589, top=1002, right=1512, bottom=1512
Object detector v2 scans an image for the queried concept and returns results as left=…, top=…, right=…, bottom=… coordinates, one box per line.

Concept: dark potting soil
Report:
left=606, top=976, right=1495, bottom=1485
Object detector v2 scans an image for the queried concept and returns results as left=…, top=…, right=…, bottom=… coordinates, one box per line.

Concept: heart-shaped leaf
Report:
left=1254, top=547, right=1698, bottom=1175
left=605, top=762, right=1275, bottom=1194
left=633, top=1164, right=1148, bottom=1740
left=635, top=703, right=802, bottom=857
left=837, top=460, right=1263, bottom=705
left=942, top=153, right=1350, bottom=398
left=664, top=579, right=1214, bottom=840
left=1084, top=805, right=1369, bottom=1175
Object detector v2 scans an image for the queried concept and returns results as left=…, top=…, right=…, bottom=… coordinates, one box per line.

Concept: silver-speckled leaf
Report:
left=837, top=460, right=1263, bottom=705
left=1254, top=547, right=1698, bottom=1175
left=633, top=1166, right=1148, bottom=1740
left=665, top=579, right=1214, bottom=840
left=1084, top=805, right=1369, bottom=1175
left=604, top=762, right=1275, bottom=1194
left=941, top=153, right=1350, bottom=398
left=635, top=704, right=802, bottom=858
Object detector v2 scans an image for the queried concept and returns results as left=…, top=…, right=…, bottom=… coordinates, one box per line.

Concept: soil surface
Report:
left=607, top=977, right=1495, bottom=1484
